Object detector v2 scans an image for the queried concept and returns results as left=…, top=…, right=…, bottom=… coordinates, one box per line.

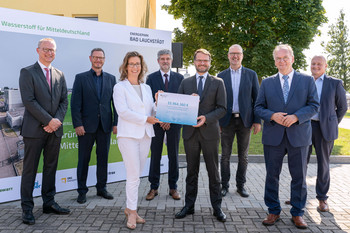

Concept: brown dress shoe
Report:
left=318, top=200, right=329, bottom=212
left=291, top=216, right=308, bottom=229
left=169, top=189, right=181, bottom=200
left=146, top=189, right=158, bottom=201
left=285, top=200, right=291, bottom=205
left=262, top=214, right=280, bottom=226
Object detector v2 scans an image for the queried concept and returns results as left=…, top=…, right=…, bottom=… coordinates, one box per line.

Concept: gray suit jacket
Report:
left=19, top=62, right=68, bottom=138
left=178, top=74, right=227, bottom=140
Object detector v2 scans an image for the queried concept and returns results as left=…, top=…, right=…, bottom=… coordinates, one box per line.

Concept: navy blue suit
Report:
left=308, top=75, right=347, bottom=200
left=71, top=69, right=117, bottom=194
left=146, top=70, right=184, bottom=190
left=218, top=67, right=260, bottom=190
left=255, top=71, right=319, bottom=216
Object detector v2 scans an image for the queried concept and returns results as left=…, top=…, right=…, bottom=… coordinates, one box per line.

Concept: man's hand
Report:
left=193, top=115, right=206, bottom=128
left=251, top=123, right=261, bottom=134
left=271, top=112, right=288, bottom=126
left=75, top=126, right=86, bottom=136
left=160, top=122, right=171, bottom=130
left=282, top=114, right=298, bottom=127
left=112, top=126, right=117, bottom=135
left=48, top=118, right=62, bottom=131
left=43, top=125, right=54, bottom=133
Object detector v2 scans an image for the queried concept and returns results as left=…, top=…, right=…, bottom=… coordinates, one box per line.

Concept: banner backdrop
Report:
left=0, top=7, right=171, bottom=203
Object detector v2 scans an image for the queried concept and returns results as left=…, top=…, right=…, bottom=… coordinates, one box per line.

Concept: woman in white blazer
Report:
left=113, top=51, right=160, bottom=230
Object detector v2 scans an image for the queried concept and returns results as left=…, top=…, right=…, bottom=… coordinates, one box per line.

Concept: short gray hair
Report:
left=157, top=49, right=173, bottom=60
left=38, top=38, right=56, bottom=49
left=273, top=44, right=294, bottom=59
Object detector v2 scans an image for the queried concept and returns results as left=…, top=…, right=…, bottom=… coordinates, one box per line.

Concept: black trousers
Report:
left=77, top=122, right=111, bottom=194
left=21, top=133, right=61, bottom=211
left=184, top=129, right=222, bottom=211
left=220, top=116, right=251, bottom=189
left=307, top=120, right=334, bottom=200
left=148, top=123, right=181, bottom=190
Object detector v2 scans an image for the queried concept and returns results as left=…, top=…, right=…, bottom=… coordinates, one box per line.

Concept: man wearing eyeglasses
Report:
left=71, top=48, right=118, bottom=204
left=175, top=49, right=227, bottom=222
left=218, top=44, right=261, bottom=198
left=255, top=44, right=319, bottom=229
left=19, top=38, right=69, bottom=225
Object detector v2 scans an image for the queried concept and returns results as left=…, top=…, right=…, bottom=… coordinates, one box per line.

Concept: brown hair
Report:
left=119, top=51, right=148, bottom=83
left=193, top=48, right=211, bottom=61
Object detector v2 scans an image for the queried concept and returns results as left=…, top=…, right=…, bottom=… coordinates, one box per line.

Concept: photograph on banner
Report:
left=0, top=7, right=171, bottom=203
left=156, top=92, right=199, bottom=125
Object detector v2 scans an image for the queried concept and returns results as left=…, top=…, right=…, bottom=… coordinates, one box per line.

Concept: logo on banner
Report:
left=34, top=181, right=41, bottom=189
left=108, top=171, right=115, bottom=175
left=61, top=177, right=76, bottom=183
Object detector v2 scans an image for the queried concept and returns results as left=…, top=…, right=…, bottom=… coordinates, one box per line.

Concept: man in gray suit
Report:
left=175, top=49, right=227, bottom=222
left=19, top=38, right=70, bottom=225
left=218, top=44, right=261, bottom=198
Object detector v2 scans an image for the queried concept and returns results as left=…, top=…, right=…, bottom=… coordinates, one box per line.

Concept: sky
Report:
left=156, top=0, right=350, bottom=75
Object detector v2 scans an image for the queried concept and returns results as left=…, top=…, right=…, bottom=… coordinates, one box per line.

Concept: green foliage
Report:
left=324, top=10, right=350, bottom=91
left=163, top=0, right=326, bottom=80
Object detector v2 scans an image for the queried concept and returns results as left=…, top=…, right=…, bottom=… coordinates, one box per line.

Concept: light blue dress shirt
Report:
left=230, top=66, right=242, bottom=113
left=196, top=72, right=208, bottom=90
left=311, top=74, right=324, bottom=121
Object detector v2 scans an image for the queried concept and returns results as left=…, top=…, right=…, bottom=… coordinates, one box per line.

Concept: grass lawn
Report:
left=178, top=127, right=350, bottom=155
left=345, top=110, right=350, bottom=119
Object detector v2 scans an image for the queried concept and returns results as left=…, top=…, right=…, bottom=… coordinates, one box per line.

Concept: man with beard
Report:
left=145, top=49, right=184, bottom=201
left=175, top=49, right=227, bottom=222
left=71, top=48, right=118, bottom=204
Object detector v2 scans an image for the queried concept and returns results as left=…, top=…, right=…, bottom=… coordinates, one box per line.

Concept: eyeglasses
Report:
left=41, top=48, right=56, bottom=53
left=128, top=63, right=141, bottom=67
left=195, top=59, right=210, bottom=64
left=275, top=57, right=290, bottom=62
left=92, top=56, right=105, bottom=60
left=229, top=52, right=242, bottom=56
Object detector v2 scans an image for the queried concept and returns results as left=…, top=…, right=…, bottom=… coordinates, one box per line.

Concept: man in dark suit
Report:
left=19, top=38, right=70, bottom=225
left=255, top=44, right=319, bottom=229
left=71, top=48, right=117, bottom=204
left=145, top=49, right=184, bottom=201
left=307, top=55, right=347, bottom=211
left=218, top=44, right=261, bottom=198
left=175, top=49, right=227, bottom=222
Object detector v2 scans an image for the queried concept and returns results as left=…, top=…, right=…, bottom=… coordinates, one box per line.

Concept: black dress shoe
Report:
left=43, top=203, right=70, bottom=215
left=97, top=190, right=114, bottom=200
left=77, top=193, right=86, bottom=204
left=175, top=206, right=194, bottom=219
left=221, top=188, right=228, bottom=197
left=213, top=209, right=227, bottom=222
left=22, top=210, right=35, bottom=225
left=237, top=187, right=249, bottom=197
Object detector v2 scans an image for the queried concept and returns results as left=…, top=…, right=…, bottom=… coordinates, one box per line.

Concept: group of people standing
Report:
left=18, top=38, right=347, bottom=230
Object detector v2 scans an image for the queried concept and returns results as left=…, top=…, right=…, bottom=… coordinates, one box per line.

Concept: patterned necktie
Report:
left=44, top=68, right=51, bottom=89
left=282, top=75, right=289, bottom=103
left=198, top=76, right=204, bottom=96
left=164, top=73, right=168, bottom=91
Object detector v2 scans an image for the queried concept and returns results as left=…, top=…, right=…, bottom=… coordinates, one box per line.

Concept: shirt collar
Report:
left=38, top=60, right=51, bottom=70
left=314, top=74, right=325, bottom=81
left=90, top=68, right=103, bottom=77
left=229, top=66, right=242, bottom=73
left=160, top=70, right=170, bottom=77
left=279, top=69, right=294, bottom=80
left=196, top=72, right=208, bottom=80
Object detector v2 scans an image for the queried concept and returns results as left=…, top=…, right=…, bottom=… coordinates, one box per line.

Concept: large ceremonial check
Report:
left=156, top=93, right=199, bottom=125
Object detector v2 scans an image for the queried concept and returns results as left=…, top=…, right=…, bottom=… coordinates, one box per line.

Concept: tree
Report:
left=324, top=10, right=350, bottom=91
left=163, top=0, right=327, bottom=80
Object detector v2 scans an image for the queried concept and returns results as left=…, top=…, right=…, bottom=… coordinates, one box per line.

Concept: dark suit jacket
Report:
left=218, top=66, right=261, bottom=128
left=254, top=71, right=319, bottom=147
left=146, top=70, right=184, bottom=99
left=178, top=74, right=227, bottom=140
left=318, top=75, right=347, bottom=141
left=71, top=69, right=117, bottom=133
left=19, top=62, right=68, bottom=138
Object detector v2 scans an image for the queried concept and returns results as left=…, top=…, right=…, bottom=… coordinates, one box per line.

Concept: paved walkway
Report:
left=0, top=161, right=349, bottom=232
left=339, top=117, right=350, bottom=130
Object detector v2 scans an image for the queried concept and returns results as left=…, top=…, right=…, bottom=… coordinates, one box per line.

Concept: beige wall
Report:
left=0, top=0, right=156, bottom=28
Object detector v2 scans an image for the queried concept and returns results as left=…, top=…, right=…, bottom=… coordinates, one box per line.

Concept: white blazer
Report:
left=113, top=79, right=155, bottom=139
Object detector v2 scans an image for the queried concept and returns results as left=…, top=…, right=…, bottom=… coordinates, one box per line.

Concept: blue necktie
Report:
left=198, top=76, right=203, bottom=97
left=282, top=75, right=289, bottom=103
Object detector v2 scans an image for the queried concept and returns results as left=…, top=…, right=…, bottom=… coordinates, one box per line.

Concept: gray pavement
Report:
left=0, top=161, right=350, bottom=232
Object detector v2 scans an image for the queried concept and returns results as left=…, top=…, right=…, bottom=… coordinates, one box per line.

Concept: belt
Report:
left=311, top=119, right=319, bottom=122
left=232, top=113, right=240, bottom=118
